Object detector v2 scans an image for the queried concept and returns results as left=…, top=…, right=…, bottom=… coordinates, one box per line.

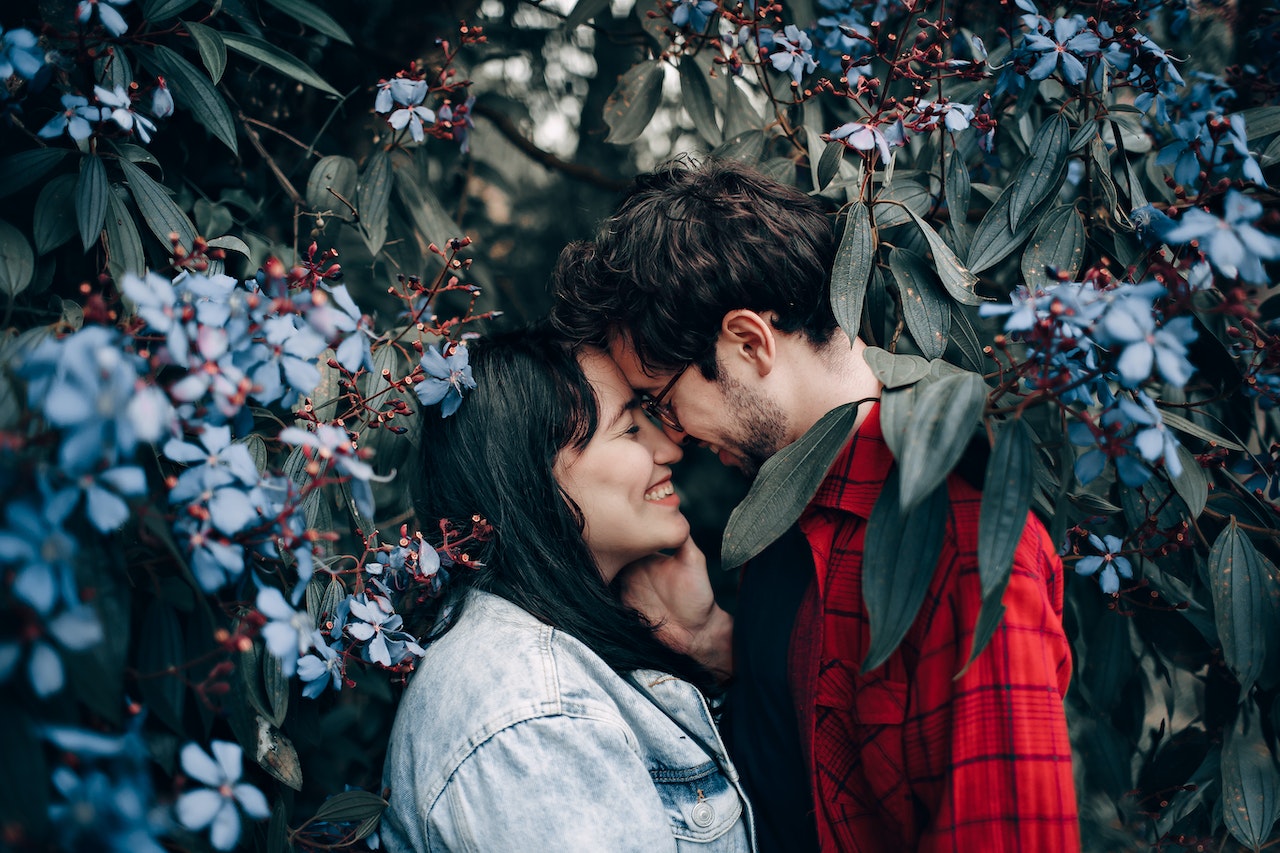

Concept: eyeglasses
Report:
left=639, top=363, right=690, bottom=434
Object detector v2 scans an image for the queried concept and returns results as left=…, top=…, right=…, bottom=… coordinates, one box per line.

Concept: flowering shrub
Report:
left=0, top=0, right=1277, bottom=850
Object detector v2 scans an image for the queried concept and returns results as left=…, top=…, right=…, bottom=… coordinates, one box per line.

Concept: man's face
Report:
left=608, top=336, right=788, bottom=477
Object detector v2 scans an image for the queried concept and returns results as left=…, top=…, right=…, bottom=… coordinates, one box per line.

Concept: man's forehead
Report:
left=605, top=335, right=663, bottom=392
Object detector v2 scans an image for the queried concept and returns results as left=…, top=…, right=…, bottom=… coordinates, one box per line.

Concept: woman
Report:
left=381, top=328, right=753, bottom=852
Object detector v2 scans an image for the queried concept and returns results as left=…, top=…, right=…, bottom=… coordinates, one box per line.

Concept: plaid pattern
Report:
left=790, top=405, right=1079, bottom=852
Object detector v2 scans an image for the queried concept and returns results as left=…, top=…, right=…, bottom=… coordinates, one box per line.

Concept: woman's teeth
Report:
left=644, top=482, right=674, bottom=501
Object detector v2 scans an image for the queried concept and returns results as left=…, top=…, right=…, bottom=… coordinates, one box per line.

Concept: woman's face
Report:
left=553, top=349, right=690, bottom=582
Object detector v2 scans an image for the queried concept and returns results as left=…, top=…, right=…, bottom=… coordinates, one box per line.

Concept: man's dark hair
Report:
left=407, top=326, right=714, bottom=691
left=551, top=158, right=838, bottom=378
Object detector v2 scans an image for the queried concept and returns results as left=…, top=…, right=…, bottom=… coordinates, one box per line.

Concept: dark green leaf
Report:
left=1208, top=518, right=1273, bottom=696
left=889, top=248, right=950, bottom=361
left=311, top=789, right=388, bottom=823
left=830, top=202, right=873, bottom=345
left=96, top=48, right=133, bottom=93
left=862, top=346, right=930, bottom=389
left=721, top=402, right=861, bottom=568
left=148, top=44, right=237, bottom=153
left=873, top=180, right=931, bottom=228
left=948, top=304, right=987, bottom=373
left=184, top=20, right=227, bottom=83
left=879, top=382, right=916, bottom=461
left=1009, top=113, right=1070, bottom=231
left=1160, top=410, right=1246, bottom=451
left=137, top=601, right=187, bottom=733
left=306, top=155, right=358, bottom=220
left=722, top=76, right=764, bottom=139
left=0, top=220, right=35, bottom=298
left=76, top=155, right=109, bottom=252
left=1222, top=706, right=1280, bottom=848
left=967, top=179, right=1050, bottom=274
left=946, top=149, right=972, bottom=255
left=119, top=157, right=198, bottom=249
left=358, top=149, right=393, bottom=254
left=111, top=141, right=162, bottom=170
left=901, top=206, right=982, bottom=306
left=268, top=799, right=291, bottom=853
left=263, top=0, right=354, bottom=44
left=193, top=199, right=233, bottom=236
left=0, top=710, right=48, bottom=841
left=678, top=58, right=720, bottom=147
left=1021, top=204, right=1085, bottom=288
left=284, top=445, right=334, bottom=534
left=960, top=577, right=1008, bottom=676
left=816, top=140, right=845, bottom=191
left=978, top=419, right=1034, bottom=599
left=712, top=129, right=766, bottom=164
left=896, top=371, right=987, bottom=512
left=0, top=148, right=70, bottom=199
left=1239, top=105, right=1280, bottom=140
left=239, top=641, right=276, bottom=723
left=143, top=0, right=200, bottom=21
left=221, top=33, right=341, bottom=96
left=862, top=470, right=949, bottom=672
left=252, top=714, right=304, bottom=790
left=1090, top=134, right=1123, bottom=227
left=65, top=579, right=130, bottom=724
left=206, top=234, right=250, bottom=257
left=1170, top=444, right=1208, bottom=517
left=565, top=0, right=613, bottom=28
left=1077, top=605, right=1135, bottom=712
left=391, top=158, right=458, bottom=256
left=603, top=60, right=665, bottom=145
left=262, top=646, right=289, bottom=727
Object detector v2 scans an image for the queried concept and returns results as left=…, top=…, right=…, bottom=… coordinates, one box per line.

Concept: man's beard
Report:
left=716, top=372, right=788, bottom=478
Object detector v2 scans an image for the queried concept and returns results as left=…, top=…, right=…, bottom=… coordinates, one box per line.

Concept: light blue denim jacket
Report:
left=381, top=590, right=755, bottom=853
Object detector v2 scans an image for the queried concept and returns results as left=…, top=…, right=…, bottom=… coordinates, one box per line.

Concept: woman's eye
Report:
left=625, top=424, right=641, bottom=436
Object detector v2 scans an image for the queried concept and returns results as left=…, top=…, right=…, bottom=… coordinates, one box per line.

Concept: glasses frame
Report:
left=639, top=363, right=690, bottom=433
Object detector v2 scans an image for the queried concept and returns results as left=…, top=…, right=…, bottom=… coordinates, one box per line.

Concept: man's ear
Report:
left=718, top=309, right=776, bottom=377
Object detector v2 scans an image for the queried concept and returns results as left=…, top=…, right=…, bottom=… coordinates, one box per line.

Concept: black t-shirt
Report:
left=719, top=524, right=820, bottom=853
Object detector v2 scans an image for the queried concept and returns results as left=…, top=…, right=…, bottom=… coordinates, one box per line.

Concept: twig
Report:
left=237, top=110, right=306, bottom=207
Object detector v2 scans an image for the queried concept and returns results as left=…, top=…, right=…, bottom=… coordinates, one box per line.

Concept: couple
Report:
left=380, top=161, right=1079, bottom=852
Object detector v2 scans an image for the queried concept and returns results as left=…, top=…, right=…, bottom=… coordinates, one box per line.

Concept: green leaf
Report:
left=873, top=180, right=931, bottom=228
left=895, top=371, right=987, bottom=512
left=816, top=140, right=845, bottom=191
left=678, top=58, right=720, bottom=147
left=306, top=155, right=358, bottom=219
left=603, top=60, right=665, bottom=145
left=252, top=714, right=304, bottom=790
left=0, top=220, right=35, bottom=298
left=111, top=141, right=162, bottom=170
left=1239, top=105, right=1280, bottom=140
left=0, top=148, right=70, bottom=200
left=206, top=235, right=251, bottom=258
left=311, top=789, right=388, bottom=824
left=889, top=248, right=950, bottom=360
left=1170, top=444, right=1208, bottom=517
left=565, top=0, right=613, bottom=28
left=391, top=157, right=459, bottom=255
left=712, top=129, right=766, bottom=164
left=948, top=304, right=987, bottom=374
left=143, top=0, right=200, bottom=21
left=263, top=0, right=354, bottom=44
left=1160, top=410, right=1246, bottom=451
left=148, top=44, right=237, bottom=153
left=1021, top=204, right=1085, bottom=288
left=1208, top=518, right=1273, bottom=696
left=862, top=346, right=931, bottom=389
left=967, top=179, right=1050, bottom=274
left=960, top=578, right=1008, bottom=676
left=239, top=641, right=276, bottom=723
left=978, top=419, right=1034, bottom=599
left=722, top=76, right=764, bottom=139
left=184, top=20, right=227, bottom=83
left=830, top=202, right=873, bottom=345
left=946, top=149, right=972, bottom=256
left=262, top=647, right=289, bottom=727
left=137, top=601, right=187, bottom=733
left=119, top=157, right=198, bottom=249
left=221, top=33, right=341, bottom=96
left=862, top=470, right=949, bottom=672
left=1009, top=113, right=1070, bottom=231
left=76, top=155, right=109, bottom=252
left=721, top=402, right=862, bottom=569
left=1222, top=706, right=1280, bottom=848
left=358, top=149, right=393, bottom=254
left=900, top=206, right=982, bottom=306
left=268, top=800, right=291, bottom=853
left=0, top=710, right=48, bottom=842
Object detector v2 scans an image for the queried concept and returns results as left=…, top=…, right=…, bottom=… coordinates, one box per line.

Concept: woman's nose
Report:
left=636, top=413, right=684, bottom=465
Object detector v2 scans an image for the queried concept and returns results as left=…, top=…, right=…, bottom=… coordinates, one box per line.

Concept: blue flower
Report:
left=1094, top=285, right=1197, bottom=388
left=151, top=78, right=174, bottom=118
left=175, top=741, right=270, bottom=851
left=0, top=491, right=79, bottom=618
left=1075, top=533, right=1133, bottom=594
left=95, top=85, right=156, bottom=143
left=828, top=121, right=893, bottom=164
left=172, top=516, right=245, bottom=593
left=0, top=27, right=46, bottom=80
left=343, top=593, right=425, bottom=667
left=256, top=586, right=314, bottom=677
left=76, top=0, right=132, bottom=36
left=1163, top=190, right=1280, bottom=284
left=1116, top=393, right=1183, bottom=478
left=1021, top=17, right=1100, bottom=85
left=671, top=0, right=717, bottom=30
left=279, top=423, right=376, bottom=518
left=389, top=104, right=435, bottom=143
left=375, top=77, right=427, bottom=114
left=48, top=767, right=165, bottom=853
left=1131, top=204, right=1177, bottom=247
left=297, top=630, right=344, bottom=698
left=1069, top=410, right=1153, bottom=488
left=307, top=284, right=374, bottom=374
left=76, top=464, right=148, bottom=533
left=416, top=342, right=476, bottom=417
left=768, top=25, right=817, bottom=85
left=38, top=93, right=100, bottom=141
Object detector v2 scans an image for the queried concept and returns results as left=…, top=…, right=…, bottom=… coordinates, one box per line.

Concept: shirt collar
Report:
left=805, top=402, right=893, bottom=520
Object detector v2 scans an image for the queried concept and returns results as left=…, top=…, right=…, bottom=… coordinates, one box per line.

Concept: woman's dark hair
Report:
left=407, top=326, right=714, bottom=690
left=551, top=158, right=838, bottom=379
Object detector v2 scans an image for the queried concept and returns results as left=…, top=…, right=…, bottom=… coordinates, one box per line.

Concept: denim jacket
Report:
left=381, top=590, right=756, bottom=853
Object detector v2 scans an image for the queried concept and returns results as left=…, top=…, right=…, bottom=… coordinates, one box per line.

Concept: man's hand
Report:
left=618, top=536, right=734, bottom=682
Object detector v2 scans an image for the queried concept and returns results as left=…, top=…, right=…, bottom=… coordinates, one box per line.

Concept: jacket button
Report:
left=690, top=801, right=715, bottom=828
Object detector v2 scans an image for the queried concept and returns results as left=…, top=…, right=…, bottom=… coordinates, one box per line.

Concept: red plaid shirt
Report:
left=789, top=405, right=1079, bottom=852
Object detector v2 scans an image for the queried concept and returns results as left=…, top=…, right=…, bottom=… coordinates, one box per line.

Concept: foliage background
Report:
left=1, top=0, right=1279, bottom=850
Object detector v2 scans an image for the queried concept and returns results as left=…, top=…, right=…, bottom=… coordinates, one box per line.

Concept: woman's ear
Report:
left=717, top=310, right=776, bottom=377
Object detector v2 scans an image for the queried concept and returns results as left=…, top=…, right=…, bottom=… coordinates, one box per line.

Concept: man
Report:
left=551, top=160, right=1079, bottom=852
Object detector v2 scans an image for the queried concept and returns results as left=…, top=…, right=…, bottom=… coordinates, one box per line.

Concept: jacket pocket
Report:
left=649, top=760, right=743, bottom=845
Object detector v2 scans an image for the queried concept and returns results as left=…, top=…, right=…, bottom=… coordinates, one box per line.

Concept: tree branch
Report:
left=472, top=101, right=629, bottom=192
